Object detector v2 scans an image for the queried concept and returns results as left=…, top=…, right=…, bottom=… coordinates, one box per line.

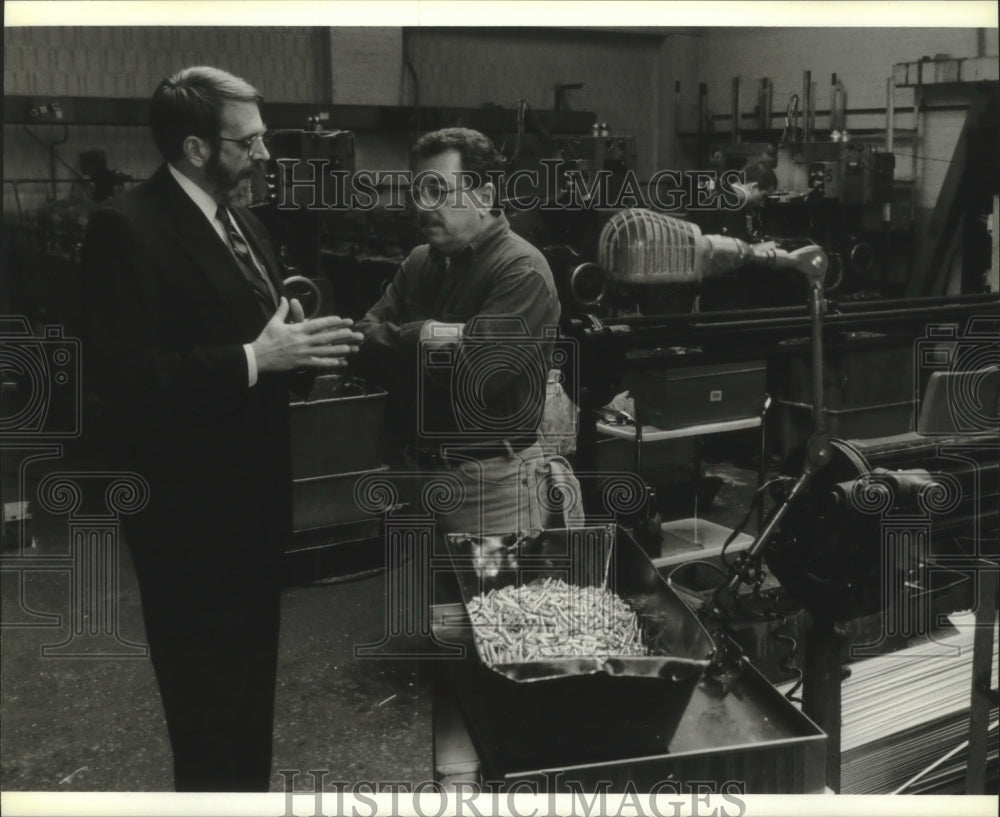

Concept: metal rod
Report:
left=577, top=293, right=999, bottom=334
left=712, top=437, right=824, bottom=605
left=910, top=85, right=922, bottom=277
left=757, top=396, right=771, bottom=533
left=802, top=619, right=844, bottom=792
left=698, top=82, right=708, bottom=136
left=758, top=78, right=772, bottom=131
left=884, top=77, right=895, bottom=283
left=674, top=81, right=682, bottom=136
left=706, top=250, right=831, bottom=608
left=966, top=563, right=999, bottom=794
left=809, top=281, right=826, bottom=434
left=731, top=76, right=741, bottom=144
left=803, top=70, right=812, bottom=142
left=894, top=720, right=998, bottom=794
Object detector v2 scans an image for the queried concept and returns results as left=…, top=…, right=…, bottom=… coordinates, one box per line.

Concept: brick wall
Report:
left=328, top=27, right=402, bottom=105
left=3, top=26, right=326, bottom=101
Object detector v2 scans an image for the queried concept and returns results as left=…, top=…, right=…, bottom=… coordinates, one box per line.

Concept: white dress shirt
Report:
left=168, top=163, right=262, bottom=386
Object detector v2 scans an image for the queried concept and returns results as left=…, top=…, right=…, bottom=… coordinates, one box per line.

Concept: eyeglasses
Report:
left=218, top=132, right=271, bottom=156
left=407, top=181, right=464, bottom=208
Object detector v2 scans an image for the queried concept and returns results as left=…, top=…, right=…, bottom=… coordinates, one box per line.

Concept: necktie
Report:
left=216, top=206, right=279, bottom=312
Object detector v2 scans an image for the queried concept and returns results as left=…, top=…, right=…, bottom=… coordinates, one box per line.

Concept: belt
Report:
left=409, top=436, right=537, bottom=466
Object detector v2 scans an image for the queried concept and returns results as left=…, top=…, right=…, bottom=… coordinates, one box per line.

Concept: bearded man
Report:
left=81, top=66, right=362, bottom=791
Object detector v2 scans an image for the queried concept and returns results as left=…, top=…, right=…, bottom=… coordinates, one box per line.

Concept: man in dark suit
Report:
left=81, top=66, right=363, bottom=792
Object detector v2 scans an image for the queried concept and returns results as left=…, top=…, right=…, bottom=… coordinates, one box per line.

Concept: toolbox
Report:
left=627, top=361, right=767, bottom=430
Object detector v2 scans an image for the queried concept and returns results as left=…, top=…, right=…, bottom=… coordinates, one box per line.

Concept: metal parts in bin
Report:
left=441, top=525, right=716, bottom=766
left=288, top=375, right=387, bottom=537
left=432, top=604, right=827, bottom=791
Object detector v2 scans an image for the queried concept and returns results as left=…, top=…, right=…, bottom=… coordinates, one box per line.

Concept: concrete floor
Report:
left=1, top=541, right=436, bottom=792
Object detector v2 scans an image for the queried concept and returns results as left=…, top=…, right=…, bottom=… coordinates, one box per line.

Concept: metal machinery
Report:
left=549, top=204, right=999, bottom=792
left=247, top=126, right=401, bottom=572
left=251, top=124, right=362, bottom=317
left=254, top=115, right=997, bottom=786
left=428, top=134, right=998, bottom=786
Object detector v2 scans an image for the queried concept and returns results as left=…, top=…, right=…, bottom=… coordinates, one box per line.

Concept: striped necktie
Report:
left=216, top=206, right=278, bottom=312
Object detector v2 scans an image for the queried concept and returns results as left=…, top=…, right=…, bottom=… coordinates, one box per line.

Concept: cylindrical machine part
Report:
left=597, top=209, right=826, bottom=285
left=767, top=435, right=998, bottom=621
left=698, top=82, right=709, bottom=136
left=731, top=76, right=741, bottom=143
left=282, top=275, right=322, bottom=318
left=598, top=209, right=703, bottom=284
left=569, top=262, right=607, bottom=307
left=758, top=78, right=772, bottom=131
left=831, top=75, right=846, bottom=133
left=803, top=70, right=812, bottom=142
left=674, top=80, right=682, bottom=135
left=849, top=240, right=874, bottom=275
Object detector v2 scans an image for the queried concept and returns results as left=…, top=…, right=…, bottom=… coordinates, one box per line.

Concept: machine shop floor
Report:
left=0, top=455, right=816, bottom=793
left=0, top=541, right=438, bottom=791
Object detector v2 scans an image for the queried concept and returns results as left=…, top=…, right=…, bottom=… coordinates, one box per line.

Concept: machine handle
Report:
left=282, top=275, right=322, bottom=319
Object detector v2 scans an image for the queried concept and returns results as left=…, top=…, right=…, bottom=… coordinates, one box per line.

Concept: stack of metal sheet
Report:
left=782, top=611, right=998, bottom=793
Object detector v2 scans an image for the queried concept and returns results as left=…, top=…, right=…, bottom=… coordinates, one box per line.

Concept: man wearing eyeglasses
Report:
left=354, top=127, right=581, bottom=540
left=81, top=66, right=363, bottom=792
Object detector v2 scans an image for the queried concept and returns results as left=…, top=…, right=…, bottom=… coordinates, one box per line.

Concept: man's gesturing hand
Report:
left=252, top=297, right=364, bottom=373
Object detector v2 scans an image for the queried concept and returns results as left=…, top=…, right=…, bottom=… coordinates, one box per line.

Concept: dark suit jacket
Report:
left=82, top=165, right=296, bottom=616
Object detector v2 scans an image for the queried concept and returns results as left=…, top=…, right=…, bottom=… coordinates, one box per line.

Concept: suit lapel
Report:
left=152, top=166, right=268, bottom=338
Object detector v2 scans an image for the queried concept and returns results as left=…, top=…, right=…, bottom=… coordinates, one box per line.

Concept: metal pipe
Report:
left=802, top=70, right=812, bottom=142
left=884, top=77, right=895, bottom=281
left=910, top=85, right=922, bottom=277
left=757, top=395, right=771, bottom=533
left=831, top=73, right=838, bottom=133
left=708, top=254, right=831, bottom=608
left=731, top=76, right=741, bottom=143
left=886, top=77, right=895, bottom=155
left=966, top=563, right=999, bottom=794
left=574, top=292, right=999, bottom=333
left=809, top=280, right=827, bottom=434
left=7, top=181, right=23, bottom=221
left=758, top=78, right=772, bottom=131
left=698, top=82, right=708, bottom=135
left=894, top=720, right=998, bottom=794
left=674, top=80, right=682, bottom=136
left=802, top=619, right=845, bottom=792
